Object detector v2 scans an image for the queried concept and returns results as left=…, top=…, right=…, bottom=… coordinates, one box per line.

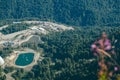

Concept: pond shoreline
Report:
left=4, top=48, right=40, bottom=69
left=15, top=52, right=35, bottom=66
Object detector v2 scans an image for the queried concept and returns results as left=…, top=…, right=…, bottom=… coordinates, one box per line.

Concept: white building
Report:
left=0, top=56, right=4, bottom=66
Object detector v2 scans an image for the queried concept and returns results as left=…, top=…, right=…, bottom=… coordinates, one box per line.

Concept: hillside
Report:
left=0, top=0, right=119, bottom=26
left=0, top=23, right=120, bottom=80
left=0, top=0, right=120, bottom=80
left=0, top=21, right=74, bottom=80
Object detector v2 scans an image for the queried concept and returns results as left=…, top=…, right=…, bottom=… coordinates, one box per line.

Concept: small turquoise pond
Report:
left=15, top=53, right=34, bottom=66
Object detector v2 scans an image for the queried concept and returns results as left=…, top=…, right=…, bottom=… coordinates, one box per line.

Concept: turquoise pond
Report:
left=15, top=53, right=34, bottom=66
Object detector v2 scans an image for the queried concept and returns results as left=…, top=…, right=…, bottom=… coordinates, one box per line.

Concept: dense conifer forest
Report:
left=0, top=0, right=119, bottom=26
left=0, top=0, right=120, bottom=80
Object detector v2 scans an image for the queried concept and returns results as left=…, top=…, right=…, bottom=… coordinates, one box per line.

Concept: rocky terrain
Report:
left=0, top=21, right=74, bottom=48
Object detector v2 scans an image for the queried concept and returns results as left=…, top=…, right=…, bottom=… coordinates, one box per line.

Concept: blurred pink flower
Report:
left=105, top=45, right=111, bottom=50
left=93, top=53, right=98, bottom=56
left=114, top=67, right=118, bottom=71
left=91, top=44, right=97, bottom=49
left=111, top=50, right=115, bottom=54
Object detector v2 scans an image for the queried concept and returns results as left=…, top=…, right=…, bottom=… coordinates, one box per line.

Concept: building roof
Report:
left=0, top=56, right=4, bottom=66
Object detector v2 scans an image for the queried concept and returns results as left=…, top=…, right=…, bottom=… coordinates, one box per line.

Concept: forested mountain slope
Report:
left=0, top=0, right=119, bottom=26
left=0, top=0, right=120, bottom=80
left=7, top=26, right=120, bottom=80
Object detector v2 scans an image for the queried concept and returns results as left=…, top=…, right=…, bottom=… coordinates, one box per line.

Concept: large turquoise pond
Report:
left=15, top=53, right=34, bottom=66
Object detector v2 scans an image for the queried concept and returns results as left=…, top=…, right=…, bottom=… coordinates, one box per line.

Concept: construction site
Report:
left=0, top=21, right=74, bottom=48
left=0, top=21, right=74, bottom=80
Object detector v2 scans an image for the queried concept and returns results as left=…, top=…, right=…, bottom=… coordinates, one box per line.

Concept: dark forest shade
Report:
left=0, top=0, right=119, bottom=26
